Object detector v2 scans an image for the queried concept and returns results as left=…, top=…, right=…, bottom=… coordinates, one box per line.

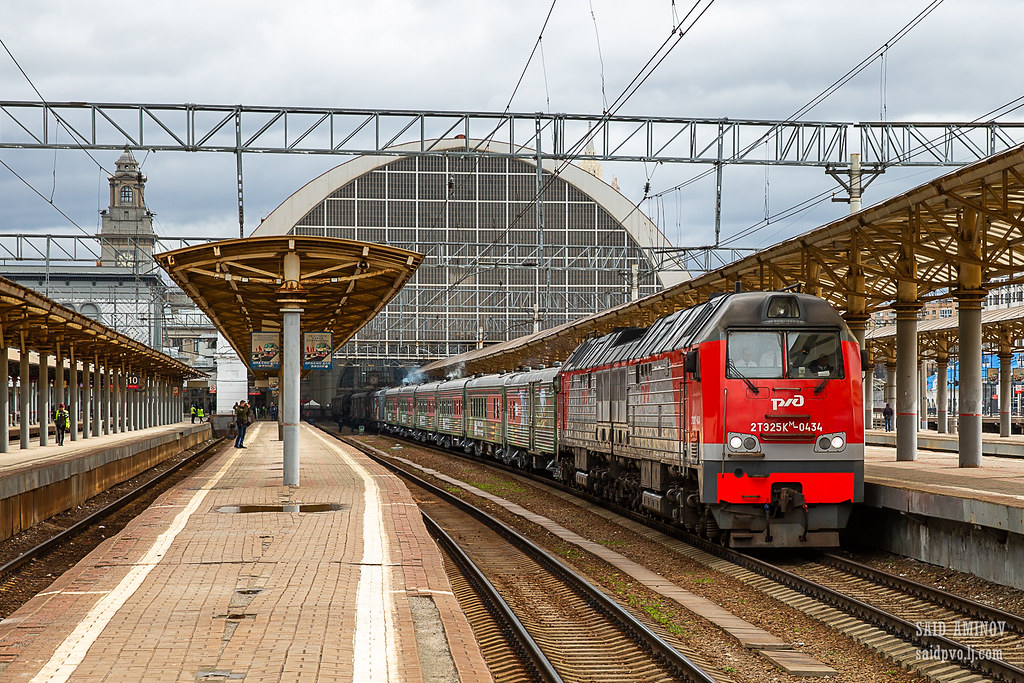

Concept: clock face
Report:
left=116, top=250, right=135, bottom=267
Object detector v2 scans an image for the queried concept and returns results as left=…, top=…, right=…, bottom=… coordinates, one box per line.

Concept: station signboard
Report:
left=126, top=374, right=139, bottom=389
left=251, top=332, right=281, bottom=370
left=302, top=331, right=333, bottom=370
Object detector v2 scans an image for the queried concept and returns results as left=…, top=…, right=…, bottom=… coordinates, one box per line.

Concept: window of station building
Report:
left=120, top=186, right=133, bottom=205
left=940, top=308, right=954, bottom=318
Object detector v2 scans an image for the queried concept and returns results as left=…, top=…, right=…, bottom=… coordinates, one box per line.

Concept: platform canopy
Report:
left=868, top=304, right=1024, bottom=360
left=0, top=274, right=201, bottom=378
left=155, top=236, right=422, bottom=378
left=422, top=142, right=1024, bottom=377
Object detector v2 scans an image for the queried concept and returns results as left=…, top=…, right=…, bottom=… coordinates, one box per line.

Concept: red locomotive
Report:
left=366, top=290, right=864, bottom=548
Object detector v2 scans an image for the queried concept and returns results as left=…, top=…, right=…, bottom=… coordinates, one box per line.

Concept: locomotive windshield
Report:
left=727, top=330, right=843, bottom=379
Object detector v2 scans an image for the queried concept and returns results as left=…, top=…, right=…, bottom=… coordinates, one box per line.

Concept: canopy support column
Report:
left=936, top=356, right=949, bottom=434
left=19, top=338, right=30, bottom=450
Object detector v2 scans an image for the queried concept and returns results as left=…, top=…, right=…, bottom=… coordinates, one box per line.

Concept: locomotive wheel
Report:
left=704, top=514, right=720, bottom=542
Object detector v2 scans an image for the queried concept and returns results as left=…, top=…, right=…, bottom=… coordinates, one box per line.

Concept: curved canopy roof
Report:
left=156, top=236, right=422, bottom=377
left=422, top=142, right=1024, bottom=377
left=0, top=275, right=200, bottom=378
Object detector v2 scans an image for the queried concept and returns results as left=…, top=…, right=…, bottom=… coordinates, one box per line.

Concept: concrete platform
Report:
left=851, top=438, right=1024, bottom=589
left=0, top=421, right=211, bottom=542
left=0, top=422, right=491, bottom=682
left=866, top=427, right=1024, bottom=458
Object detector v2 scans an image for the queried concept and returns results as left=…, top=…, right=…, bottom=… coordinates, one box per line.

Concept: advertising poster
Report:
left=303, top=331, right=333, bottom=370
left=251, top=332, right=281, bottom=370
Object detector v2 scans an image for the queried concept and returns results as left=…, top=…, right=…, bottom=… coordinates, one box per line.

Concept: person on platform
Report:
left=234, top=399, right=252, bottom=448
left=190, top=403, right=197, bottom=423
left=196, top=404, right=205, bottom=422
left=883, top=402, right=894, bottom=431
left=55, top=403, right=69, bottom=446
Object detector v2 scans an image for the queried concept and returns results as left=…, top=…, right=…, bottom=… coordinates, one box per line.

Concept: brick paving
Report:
left=0, top=422, right=491, bottom=682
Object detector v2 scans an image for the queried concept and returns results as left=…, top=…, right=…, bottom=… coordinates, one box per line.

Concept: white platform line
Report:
left=29, top=426, right=253, bottom=683
left=311, top=428, right=398, bottom=682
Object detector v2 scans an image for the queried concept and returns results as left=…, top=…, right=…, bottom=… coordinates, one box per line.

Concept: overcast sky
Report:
left=1, top=0, right=1022, bottom=263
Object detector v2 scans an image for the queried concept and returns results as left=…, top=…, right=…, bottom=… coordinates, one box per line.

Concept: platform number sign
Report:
left=126, top=374, right=139, bottom=390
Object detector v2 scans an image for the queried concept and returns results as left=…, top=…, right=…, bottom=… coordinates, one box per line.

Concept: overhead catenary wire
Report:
left=647, top=0, right=947, bottom=231
left=424, top=0, right=718, bottom=308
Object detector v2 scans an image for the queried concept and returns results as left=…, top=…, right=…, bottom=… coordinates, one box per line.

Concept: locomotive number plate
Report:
left=750, top=421, right=823, bottom=433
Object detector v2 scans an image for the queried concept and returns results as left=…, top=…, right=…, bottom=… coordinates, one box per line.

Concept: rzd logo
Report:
left=771, top=394, right=805, bottom=410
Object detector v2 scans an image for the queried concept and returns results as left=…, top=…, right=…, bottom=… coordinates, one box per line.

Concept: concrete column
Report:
left=70, top=346, right=78, bottom=441
left=999, top=351, right=1013, bottom=438
left=119, top=365, right=126, bottom=432
left=82, top=359, right=91, bottom=439
left=127, top=368, right=134, bottom=432
left=19, top=348, right=29, bottom=450
left=92, top=354, right=101, bottom=438
left=277, top=368, right=284, bottom=441
left=0, top=347, right=8, bottom=453
left=55, top=343, right=64, bottom=415
left=145, top=375, right=152, bottom=428
left=114, top=366, right=121, bottom=433
left=864, top=358, right=875, bottom=430
left=37, top=352, right=48, bottom=447
left=937, top=358, right=949, bottom=434
left=919, top=359, right=928, bottom=430
left=884, top=361, right=897, bottom=407
left=896, top=307, right=919, bottom=461
left=958, top=294, right=984, bottom=467
left=283, top=306, right=303, bottom=486
left=102, top=362, right=110, bottom=435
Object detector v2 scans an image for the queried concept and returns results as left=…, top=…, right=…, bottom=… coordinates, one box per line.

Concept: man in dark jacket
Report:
left=234, top=400, right=252, bottom=448
left=882, top=402, right=894, bottom=431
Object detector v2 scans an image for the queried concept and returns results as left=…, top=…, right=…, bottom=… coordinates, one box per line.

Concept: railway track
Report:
left=0, top=437, right=227, bottom=612
left=334, top=431, right=719, bottom=683
left=774, top=553, right=1024, bottom=679
left=347, top=429, right=1024, bottom=681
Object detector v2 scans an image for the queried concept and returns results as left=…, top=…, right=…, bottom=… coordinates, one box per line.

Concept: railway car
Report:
left=436, top=377, right=471, bottom=449
left=504, top=366, right=560, bottom=470
left=465, top=373, right=506, bottom=455
left=560, top=291, right=863, bottom=548
left=413, top=381, right=442, bottom=439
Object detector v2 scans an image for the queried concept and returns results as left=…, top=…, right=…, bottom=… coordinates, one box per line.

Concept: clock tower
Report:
left=99, top=148, right=156, bottom=269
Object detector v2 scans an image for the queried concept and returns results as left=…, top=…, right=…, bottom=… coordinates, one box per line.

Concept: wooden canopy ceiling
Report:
left=868, top=304, right=1024, bottom=361
left=423, top=143, right=1024, bottom=377
left=155, top=236, right=422, bottom=378
left=0, top=275, right=201, bottom=378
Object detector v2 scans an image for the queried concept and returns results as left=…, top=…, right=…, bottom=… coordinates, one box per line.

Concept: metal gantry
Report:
left=3, top=101, right=1024, bottom=166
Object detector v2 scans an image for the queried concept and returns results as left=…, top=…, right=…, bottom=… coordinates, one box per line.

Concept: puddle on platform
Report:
left=216, top=503, right=347, bottom=514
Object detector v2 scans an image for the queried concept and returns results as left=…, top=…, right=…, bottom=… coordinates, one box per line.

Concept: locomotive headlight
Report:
left=814, top=431, right=847, bottom=453
left=727, top=432, right=761, bottom=453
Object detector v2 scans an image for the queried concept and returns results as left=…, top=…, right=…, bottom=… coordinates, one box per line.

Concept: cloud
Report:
left=0, top=0, right=1022, bottom=253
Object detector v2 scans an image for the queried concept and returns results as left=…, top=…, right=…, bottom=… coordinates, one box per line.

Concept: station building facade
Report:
left=252, top=138, right=687, bottom=393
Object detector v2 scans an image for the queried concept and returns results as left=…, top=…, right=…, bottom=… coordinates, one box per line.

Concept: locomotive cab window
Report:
left=788, top=332, right=843, bottom=378
left=727, top=332, right=784, bottom=379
